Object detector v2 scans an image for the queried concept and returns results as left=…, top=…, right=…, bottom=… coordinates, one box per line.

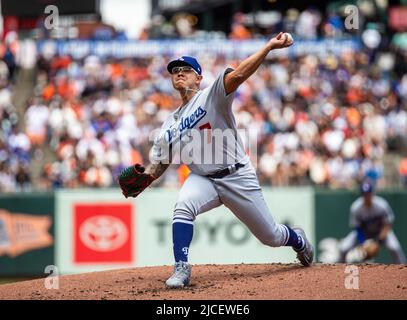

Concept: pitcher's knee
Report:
left=173, top=205, right=196, bottom=222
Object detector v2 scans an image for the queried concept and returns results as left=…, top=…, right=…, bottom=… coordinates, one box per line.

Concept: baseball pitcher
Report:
left=338, top=181, right=406, bottom=264
left=118, top=32, right=314, bottom=288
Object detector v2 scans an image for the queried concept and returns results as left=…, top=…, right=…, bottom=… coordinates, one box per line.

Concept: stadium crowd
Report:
left=1, top=5, right=407, bottom=192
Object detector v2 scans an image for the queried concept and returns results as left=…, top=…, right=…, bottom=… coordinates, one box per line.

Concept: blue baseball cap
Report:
left=167, top=56, right=202, bottom=75
left=360, top=181, right=374, bottom=194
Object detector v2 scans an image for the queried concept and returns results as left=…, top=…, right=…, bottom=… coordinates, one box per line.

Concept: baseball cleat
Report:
left=165, top=261, right=191, bottom=288
left=293, top=227, right=314, bottom=267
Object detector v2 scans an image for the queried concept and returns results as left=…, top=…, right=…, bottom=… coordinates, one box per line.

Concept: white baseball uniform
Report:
left=151, top=69, right=290, bottom=247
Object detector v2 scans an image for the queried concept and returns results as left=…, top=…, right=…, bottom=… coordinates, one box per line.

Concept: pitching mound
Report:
left=0, top=263, right=406, bottom=300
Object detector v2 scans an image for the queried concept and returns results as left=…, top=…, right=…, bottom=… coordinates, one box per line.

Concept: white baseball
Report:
left=284, top=32, right=294, bottom=45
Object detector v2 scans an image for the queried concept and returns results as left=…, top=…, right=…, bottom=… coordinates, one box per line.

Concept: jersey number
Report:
left=199, top=122, right=212, bottom=143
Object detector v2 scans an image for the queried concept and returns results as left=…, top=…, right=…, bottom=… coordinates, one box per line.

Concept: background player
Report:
left=118, top=32, right=314, bottom=288
left=338, top=181, right=406, bottom=264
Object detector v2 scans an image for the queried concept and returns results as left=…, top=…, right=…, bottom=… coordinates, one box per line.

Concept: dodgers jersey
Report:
left=349, top=196, right=395, bottom=238
left=151, top=69, right=249, bottom=175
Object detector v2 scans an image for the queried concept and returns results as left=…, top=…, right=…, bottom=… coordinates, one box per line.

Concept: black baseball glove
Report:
left=118, top=164, right=156, bottom=198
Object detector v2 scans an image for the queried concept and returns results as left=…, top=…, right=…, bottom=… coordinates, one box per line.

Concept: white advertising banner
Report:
left=56, top=187, right=314, bottom=274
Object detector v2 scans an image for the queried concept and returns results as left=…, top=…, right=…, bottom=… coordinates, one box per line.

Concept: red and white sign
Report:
left=73, top=203, right=133, bottom=264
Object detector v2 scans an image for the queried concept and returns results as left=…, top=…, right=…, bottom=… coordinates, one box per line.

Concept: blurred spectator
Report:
left=399, top=157, right=407, bottom=187
left=0, top=161, right=16, bottom=192
left=25, top=97, right=49, bottom=146
left=15, top=163, right=31, bottom=191
left=229, top=13, right=252, bottom=40
left=295, top=8, right=321, bottom=39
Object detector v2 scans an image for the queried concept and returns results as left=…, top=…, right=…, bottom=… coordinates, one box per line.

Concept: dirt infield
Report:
left=0, top=263, right=406, bottom=300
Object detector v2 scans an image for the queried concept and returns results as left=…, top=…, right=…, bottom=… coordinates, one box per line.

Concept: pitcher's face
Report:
left=171, top=66, right=202, bottom=91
